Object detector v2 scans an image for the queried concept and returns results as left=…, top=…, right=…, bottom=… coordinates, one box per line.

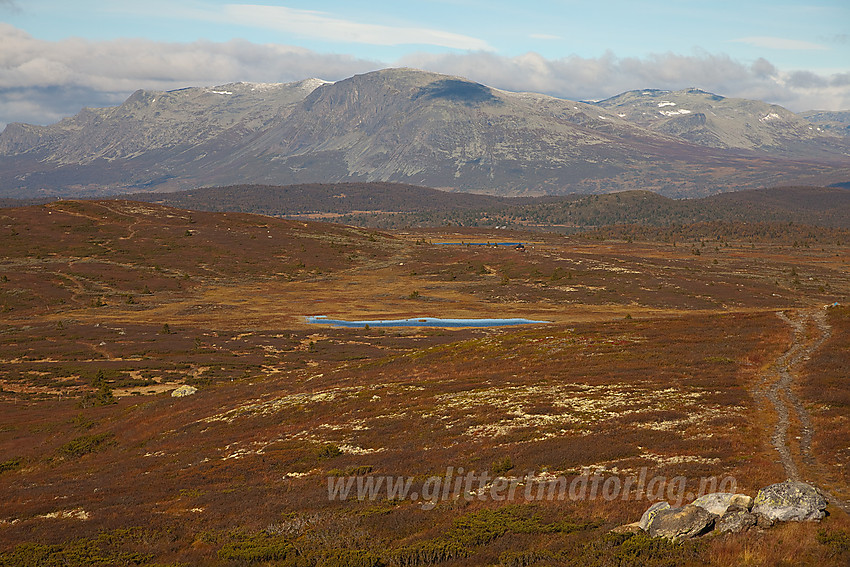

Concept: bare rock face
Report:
left=751, top=481, right=828, bottom=522
left=717, top=505, right=759, bottom=533
left=691, top=492, right=753, bottom=515
left=639, top=501, right=670, bottom=531
left=647, top=504, right=718, bottom=541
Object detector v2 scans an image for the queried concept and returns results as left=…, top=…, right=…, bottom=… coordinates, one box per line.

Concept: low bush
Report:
left=491, top=456, right=514, bottom=476
left=0, top=531, right=151, bottom=567
left=328, top=465, right=374, bottom=477
left=577, top=532, right=701, bottom=566
left=499, top=549, right=557, bottom=567
left=387, top=540, right=467, bottom=566
left=218, top=534, right=297, bottom=563
left=58, top=433, right=114, bottom=459
left=385, top=505, right=597, bottom=566
left=0, top=458, right=21, bottom=474
left=317, top=443, right=343, bottom=459
left=818, top=528, right=850, bottom=558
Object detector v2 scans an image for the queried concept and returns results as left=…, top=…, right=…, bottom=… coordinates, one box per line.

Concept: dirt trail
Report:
left=759, top=308, right=849, bottom=514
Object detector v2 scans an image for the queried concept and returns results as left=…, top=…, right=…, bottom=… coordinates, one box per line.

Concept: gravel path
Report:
left=759, top=308, right=849, bottom=514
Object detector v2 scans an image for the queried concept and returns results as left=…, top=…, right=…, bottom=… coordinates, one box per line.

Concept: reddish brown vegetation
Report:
left=0, top=200, right=848, bottom=565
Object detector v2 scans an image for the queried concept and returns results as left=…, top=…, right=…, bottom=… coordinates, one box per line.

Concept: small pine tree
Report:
left=79, top=370, right=115, bottom=408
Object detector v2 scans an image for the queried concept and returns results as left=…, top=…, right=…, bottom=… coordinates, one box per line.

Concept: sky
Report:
left=1, top=0, right=849, bottom=128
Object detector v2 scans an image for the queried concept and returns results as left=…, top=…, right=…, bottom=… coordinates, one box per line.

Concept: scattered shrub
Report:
left=58, top=433, right=114, bottom=459
left=217, top=534, right=297, bottom=563
left=320, top=549, right=384, bottom=567
left=0, top=458, right=21, bottom=474
left=491, top=456, right=514, bottom=475
left=499, top=549, right=557, bottom=567
left=818, top=528, right=850, bottom=558
left=328, top=465, right=374, bottom=476
left=577, top=532, right=700, bottom=566
left=387, top=540, right=467, bottom=566
left=318, top=443, right=343, bottom=459
left=0, top=530, right=152, bottom=567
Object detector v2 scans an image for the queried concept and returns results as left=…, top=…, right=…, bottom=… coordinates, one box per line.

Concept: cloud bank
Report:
left=1, top=24, right=848, bottom=130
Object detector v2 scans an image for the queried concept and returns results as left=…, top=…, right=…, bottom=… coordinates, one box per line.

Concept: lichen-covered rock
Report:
left=171, top=385, right=198, bottom=398
left=717, top=505, right=758, bottom=533
left=752, top=480, right=827, bottom=522
left=639, top=501, right=670, bottom=531
left=692, top=492, right=753, bottom=515
left=647, top=504, right=717, bottom=540
left=756, top=513, right=775, bottom=529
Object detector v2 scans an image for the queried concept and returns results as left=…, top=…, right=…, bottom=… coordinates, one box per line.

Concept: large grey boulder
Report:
left=716, top=505, right=759, bottom=533
left=639, top=501, right=670, bottom=531
left=751, top=480, right=827, bottom=522
left=692, top=492, right=753, bottom=515
left=647, top=504, right=717, bottom=540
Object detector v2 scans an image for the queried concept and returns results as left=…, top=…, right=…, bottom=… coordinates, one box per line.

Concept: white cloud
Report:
left=219, top=4, right=492, bottom=50
left=731, top=36, right=828, bottom=51
left=398, top=50, right=850, bottom=111
left=0, top=23, right=383, bottom=127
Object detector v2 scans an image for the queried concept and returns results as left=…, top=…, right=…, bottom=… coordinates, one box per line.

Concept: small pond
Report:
left=305, top=316, right=550, bottom=328
left=432, top=242, right=525, bottom=246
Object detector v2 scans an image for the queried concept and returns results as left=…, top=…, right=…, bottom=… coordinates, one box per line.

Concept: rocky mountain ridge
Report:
left=1, top=68, right=848, bottom=198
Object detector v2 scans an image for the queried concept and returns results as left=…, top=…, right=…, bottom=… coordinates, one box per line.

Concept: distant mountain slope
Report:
left=2, top=183, right=847, bottom=231
left=124, top=182, right=540, bottom=215
left=497, top=186, right=850, bottom=229
left=801, top=110, right=850, bottom=138
left=0, top=80, right=328, bottom=163
left=1, top=69, right=849, bottom=198
left=112, top=182, right=850, bottom=230
left=592, top=88, right=846, bottom=157
left=0, top=80, right=327, bottom=196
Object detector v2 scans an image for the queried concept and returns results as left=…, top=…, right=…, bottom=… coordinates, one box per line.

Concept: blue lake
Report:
left=305, top=316, right=550, bottom=328
left=432, top=242, right=524, bottom=246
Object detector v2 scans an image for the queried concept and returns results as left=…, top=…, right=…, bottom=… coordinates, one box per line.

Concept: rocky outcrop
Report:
left=171, top=385, right=198, bottom=398
left=646, top=504, right=717, bottom=541
left=639, top=502, right=670, bottom=531
left=716, top=505, right=759, bottom=533
left=691, top=492, right=753, bottom=515
left=623, top=481, right=830, bottom=540
left=751, top=481, right=827, bottom=522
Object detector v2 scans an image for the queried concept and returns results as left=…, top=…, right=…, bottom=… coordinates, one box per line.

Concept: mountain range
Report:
left=1, top=68, right=849, bottom=198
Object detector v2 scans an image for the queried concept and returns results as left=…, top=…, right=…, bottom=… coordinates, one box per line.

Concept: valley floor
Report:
left=1, top=201, right=849, bottom=565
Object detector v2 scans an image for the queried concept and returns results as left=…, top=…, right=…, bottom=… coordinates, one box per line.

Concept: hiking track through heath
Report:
left=758, top=307, right=849, bottom=514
